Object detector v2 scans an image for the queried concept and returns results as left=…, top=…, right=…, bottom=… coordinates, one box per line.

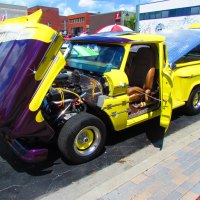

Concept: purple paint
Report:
left=7, top=137, right=48, bottom=162
left=0, top=38, right=56, bottom=162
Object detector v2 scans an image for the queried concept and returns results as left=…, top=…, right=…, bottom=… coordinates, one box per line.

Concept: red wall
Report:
left=67, top=13, right=95, bottom=35
left=28, top=6, right=67, bottom=32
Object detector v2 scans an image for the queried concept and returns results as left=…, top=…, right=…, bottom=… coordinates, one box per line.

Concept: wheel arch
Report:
left=87, top=105, right=114, bottom=132
left=185, top=83, right=200, bottom=103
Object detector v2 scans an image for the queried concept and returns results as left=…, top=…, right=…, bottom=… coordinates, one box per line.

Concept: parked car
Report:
left=0, top=11, right=200, bottom=164
left=60, top=41, right=70, bottom=55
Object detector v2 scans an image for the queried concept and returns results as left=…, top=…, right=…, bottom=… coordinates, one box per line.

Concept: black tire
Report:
left=185, top=86, right=200, bottom=115
left=58, top=113, right=106, bottom=164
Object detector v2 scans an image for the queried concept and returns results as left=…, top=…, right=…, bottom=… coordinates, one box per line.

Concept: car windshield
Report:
left=66, top=43, right=124, bottom=73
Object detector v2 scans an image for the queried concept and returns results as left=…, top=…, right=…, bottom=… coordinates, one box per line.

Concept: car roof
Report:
left=69, top=31, right=165, bottom=44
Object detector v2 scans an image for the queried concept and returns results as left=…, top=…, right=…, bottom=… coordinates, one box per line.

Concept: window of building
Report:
left=191, top=6, right=200, bottom=15
left=162, top=10, right=169, bottom=18
left=140, top=14, right=144, bottom=20
left=80, top=17, right=85, bottom=22
left=145, top=13, right=149, bottom=20
left=155, top=11, right=162, bottom=19
left=140, top=13, right=149, bottom=20
left=182, top=7, right=190, bottom=15
left=69, top=17, right=85, bottom=23
left=141, top=6, right=200, bottom=21
left=169, top=9, right=176, bottom=17
left=149, top=12, right=156, bottom=19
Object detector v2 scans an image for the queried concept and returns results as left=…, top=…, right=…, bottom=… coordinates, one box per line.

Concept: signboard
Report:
left=115, top=12, right=121, bottom=21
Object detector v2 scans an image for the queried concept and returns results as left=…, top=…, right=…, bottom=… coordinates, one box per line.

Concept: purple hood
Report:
left=0, top=23, right=64, bottom=141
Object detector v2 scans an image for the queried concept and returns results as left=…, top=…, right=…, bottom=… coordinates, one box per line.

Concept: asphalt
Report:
left=0, top=108, right=200, bottom=200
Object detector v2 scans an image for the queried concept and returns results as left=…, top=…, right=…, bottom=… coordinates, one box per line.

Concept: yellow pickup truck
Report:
left=0, top=11, right=200, bottom=164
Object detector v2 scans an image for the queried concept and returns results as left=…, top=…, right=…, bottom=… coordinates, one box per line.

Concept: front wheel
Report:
left=185, top=86, right=200, bottom=115
left=58, top=113, right=106, bottom=164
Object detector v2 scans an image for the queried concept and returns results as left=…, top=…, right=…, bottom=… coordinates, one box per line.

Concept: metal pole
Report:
left=64, top=20, right=66, bottom=34
left=122, top=11, right=124, bottom=25
left=136, top=0, right=140, bottom=32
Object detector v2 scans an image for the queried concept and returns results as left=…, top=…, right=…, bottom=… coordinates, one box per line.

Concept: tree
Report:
left=124, top=15, right=136, bottom=31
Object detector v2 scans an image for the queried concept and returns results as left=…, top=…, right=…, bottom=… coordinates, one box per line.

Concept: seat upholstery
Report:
left=126, top=47, right=156, bottom=103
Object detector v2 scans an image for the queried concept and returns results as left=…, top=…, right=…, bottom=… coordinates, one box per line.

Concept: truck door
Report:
left=160, top=44, right=173, bottom=130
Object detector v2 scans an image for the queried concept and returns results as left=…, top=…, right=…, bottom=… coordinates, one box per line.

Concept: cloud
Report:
left=78, top=0, right=96, bottom=7
left=0, top=0, right=27, bottom=6
left=118, top=4, right=135, bottom=12
left=78, top=0, right=116, bottom=13
left=78, top=0, right=136, bottom=13
left=62, top=7, right=75, bottom=16
left=57, top=3, right=75, bottom=15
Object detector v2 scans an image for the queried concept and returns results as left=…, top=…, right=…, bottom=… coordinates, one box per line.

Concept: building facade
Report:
left=67, top=13, right=94, bottom=36
left=28, top=6, right=67, bottom=33
left=139, top=0, right=200, bottom=33
left=0, top=3, right=27, bottom=21
left=89, top=11, right=132, bottom=34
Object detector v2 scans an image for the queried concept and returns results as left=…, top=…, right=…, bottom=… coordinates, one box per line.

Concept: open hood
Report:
left=0, top=11, right=65, bottom=140
left=160, top=29, right=200, bottom=65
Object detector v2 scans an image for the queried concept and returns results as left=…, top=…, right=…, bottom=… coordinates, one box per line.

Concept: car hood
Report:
left=160, top=29, right=200, bottom=65
left=0, top=11, right=65, bottom=140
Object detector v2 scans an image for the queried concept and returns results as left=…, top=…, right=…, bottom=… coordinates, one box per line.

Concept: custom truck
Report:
left=0, top=11, right=200, bottom=164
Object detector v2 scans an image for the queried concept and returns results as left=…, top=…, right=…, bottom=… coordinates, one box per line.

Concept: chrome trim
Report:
left=103, top=101, right=129, bottom=110
left=111, top=109, right=129, bottom=117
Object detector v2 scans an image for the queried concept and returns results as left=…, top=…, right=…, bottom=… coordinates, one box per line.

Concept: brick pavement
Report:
left=101, top=139, right=200, bottom=200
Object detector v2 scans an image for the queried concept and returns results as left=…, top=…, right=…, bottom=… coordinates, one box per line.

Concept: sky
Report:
left=0, top=0, right=158, bottom=16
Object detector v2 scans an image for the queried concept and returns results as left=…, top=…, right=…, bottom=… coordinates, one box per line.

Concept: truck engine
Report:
left=41, top=69, right=104, bottom=128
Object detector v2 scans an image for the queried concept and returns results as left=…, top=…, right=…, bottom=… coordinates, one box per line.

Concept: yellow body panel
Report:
left=118, top=33, right=165, bottom=43
left=29, top=51, right=66, bottom=112
left=35, top=34, right=64, bottom=81
left=189, top=22, right=200, bottom=29
left=101, top=94, right=129, bottom=131
left=127, top=109, right=160, bottom=128
left=104, top=70, right=129, bottom=96
left=172, top=61, right=200, bottom=102
left=156, top=43, right=172, bottom=129
left=36, top=111, right=45, bottom=123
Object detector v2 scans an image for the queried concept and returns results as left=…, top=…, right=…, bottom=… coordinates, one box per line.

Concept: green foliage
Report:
left=124, top=15, right=136, bottom=31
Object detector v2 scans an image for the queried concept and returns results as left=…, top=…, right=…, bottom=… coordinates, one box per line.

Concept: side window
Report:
left=176, top=44, right=200, bottom=64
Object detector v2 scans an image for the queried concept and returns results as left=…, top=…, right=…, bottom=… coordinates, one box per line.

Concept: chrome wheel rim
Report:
left=193, top=91, right=200, bottom=109
left=74, top=126, right=101, bottom=156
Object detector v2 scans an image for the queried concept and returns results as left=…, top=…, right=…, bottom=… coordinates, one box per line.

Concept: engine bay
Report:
left=41, top=69, right=105, bottom=127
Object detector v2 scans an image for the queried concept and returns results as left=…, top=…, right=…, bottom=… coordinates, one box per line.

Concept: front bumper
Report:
left=6, top=136, right=48, bottom=163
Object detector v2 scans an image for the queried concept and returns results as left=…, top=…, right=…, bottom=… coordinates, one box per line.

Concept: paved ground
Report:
left=0, top=108, right=200, bottom=200
left=101, top=138, right=200, bottom=200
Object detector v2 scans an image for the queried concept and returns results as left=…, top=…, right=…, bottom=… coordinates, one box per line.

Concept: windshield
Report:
left=66, top=43, right=124, bottom=73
